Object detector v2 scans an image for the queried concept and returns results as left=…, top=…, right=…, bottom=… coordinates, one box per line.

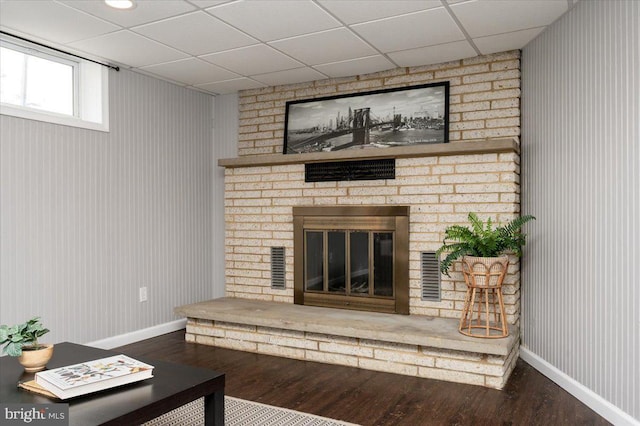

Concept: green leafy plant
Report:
left=436, top=213, right=536, bottom=276
left=0, top=317, right=50, bottom=356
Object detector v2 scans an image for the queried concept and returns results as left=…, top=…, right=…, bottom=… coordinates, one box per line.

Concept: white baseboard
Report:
left=520, top=346, right=639, bottom=426
left=85, top=319, right=187, bottom=350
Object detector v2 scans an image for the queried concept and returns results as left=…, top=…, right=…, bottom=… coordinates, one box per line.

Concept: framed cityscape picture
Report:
left=283, top=81, right=449, bottom=155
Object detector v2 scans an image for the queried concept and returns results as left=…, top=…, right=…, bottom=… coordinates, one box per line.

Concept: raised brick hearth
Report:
left=176, top=298, right=520, bottom=389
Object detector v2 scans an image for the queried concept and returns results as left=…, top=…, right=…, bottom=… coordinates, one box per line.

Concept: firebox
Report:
left=293, top=206, right=409, bottom=314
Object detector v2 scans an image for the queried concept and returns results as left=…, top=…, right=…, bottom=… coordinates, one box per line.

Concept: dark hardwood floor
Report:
left=115, top=330, right=609, bottom=426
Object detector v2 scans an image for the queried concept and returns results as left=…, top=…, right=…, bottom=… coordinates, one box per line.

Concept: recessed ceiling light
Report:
left=105, top=0, right=135, bottom=9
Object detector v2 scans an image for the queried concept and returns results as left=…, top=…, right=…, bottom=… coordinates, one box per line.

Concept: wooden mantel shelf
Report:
left=218, top=138, right=519, bottom=168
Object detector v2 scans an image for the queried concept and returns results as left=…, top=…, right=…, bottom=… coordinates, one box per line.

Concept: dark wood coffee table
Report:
left=0, top=342, right=225, bottom=425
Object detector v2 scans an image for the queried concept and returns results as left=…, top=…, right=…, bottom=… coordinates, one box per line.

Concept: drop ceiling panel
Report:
left=195, top=78, right=266, bottom=94
left=270, top=28, right=377, bottom=66
left=474, top=27, right=545, bottom=55
left=69, top=30, right=189, bottom=68
left=251, top=67, right=328, bottom=87
left=188, top=0, right=229, bottom=7
left=449, top=0, right=568, bottom=38
left=317, top=0, right=442, bottom=25
left=388, top=40, right=477, bottom=67
left=132, top=11, right=256, bottom=56
left=200, top=44, right=303, bottom=76
left=314, top=55, right=396, bottom=78
left=59, top=0, right=197, bottom=28
left=0, top=1, right=119, bottom=44
left=140, top=58, right=240, bottom=85
left=352, top=8, right=465, bottom=53
left=208, top=0, right=341, bottom=42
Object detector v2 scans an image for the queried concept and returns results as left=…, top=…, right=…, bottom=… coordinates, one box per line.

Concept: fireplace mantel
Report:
left=218, top=138, right=519, bottom=168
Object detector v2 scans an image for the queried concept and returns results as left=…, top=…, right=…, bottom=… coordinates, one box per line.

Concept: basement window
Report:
left=0, top=37, right=109, bottom=132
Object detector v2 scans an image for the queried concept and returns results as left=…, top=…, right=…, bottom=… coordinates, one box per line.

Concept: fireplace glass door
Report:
left=304, top=230, right=394, bottom=299
left=294, top=206, right=409, bottom=314
left=350, top=231, right=369, bottom=295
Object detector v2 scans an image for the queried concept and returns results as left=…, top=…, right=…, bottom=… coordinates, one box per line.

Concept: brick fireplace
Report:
left=223, top=49, right=522, bottom=324
left=178, top=50, right=524, bottom=389
left=222, top=143, right=521, bottom=324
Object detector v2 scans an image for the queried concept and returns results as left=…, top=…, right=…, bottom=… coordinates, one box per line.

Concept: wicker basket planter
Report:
left=459, top=255, right=509, bottom=338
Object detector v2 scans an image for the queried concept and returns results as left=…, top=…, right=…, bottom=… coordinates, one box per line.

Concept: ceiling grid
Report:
left=0, top=0, right=575, bottom=94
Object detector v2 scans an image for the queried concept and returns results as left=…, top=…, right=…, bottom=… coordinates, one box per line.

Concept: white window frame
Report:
left=1, top=36, right=109, bottom=132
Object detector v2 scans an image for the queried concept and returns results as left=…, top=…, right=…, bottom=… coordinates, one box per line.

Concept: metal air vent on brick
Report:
left=270, top=247, right=286, bottom=289
left=305, top=159, right=395, bottom=183
left=421, top=251, right=441, bottom=301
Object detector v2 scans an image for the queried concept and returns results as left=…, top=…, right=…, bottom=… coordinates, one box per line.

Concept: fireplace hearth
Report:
left=293, top=206, right=409, bottom=314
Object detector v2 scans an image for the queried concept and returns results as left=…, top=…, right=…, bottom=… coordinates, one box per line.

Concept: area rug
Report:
left=226, top=396, right=359, bottom=426
left=144, top=396, right=359, bottom=425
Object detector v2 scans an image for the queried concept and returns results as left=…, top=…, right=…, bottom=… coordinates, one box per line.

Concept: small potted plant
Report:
left=0, top=317, right=53, bottom=372
left=436, top=212, right=536, bottom=276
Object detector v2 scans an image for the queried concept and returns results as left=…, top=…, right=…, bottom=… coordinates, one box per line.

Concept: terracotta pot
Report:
left=18, top=344, right=54, bottom=372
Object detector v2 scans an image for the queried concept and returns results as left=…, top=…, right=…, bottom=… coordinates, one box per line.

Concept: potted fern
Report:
left=436, top=212, right=535, bottom=276
left=436, top=213, right=535, bottom=337
left=0, top=317, right=53, bottom=372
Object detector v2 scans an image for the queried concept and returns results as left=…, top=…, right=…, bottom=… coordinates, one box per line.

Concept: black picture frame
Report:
left=283, top=81, right=449, bottom=155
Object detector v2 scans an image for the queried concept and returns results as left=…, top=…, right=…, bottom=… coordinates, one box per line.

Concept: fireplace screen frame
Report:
left=293, top=206, right=409, bottom=314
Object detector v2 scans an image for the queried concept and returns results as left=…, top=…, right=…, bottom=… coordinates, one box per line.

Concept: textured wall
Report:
left=237, top=51, right=521, bottom=156
left=0, top=68, right=215, bottom=345
left=521, top=0, right=639, bottom=421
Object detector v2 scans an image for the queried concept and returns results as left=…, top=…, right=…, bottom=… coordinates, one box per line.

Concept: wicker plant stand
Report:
left=459, top=255, right=509, bottom=338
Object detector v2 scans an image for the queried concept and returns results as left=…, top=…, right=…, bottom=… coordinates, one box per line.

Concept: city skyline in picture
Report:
left=287, top=85, right=446, bottom=131
left=284, top=82, right=449, bottom=154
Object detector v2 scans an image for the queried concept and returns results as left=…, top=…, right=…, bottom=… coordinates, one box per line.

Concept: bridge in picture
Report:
left=287, top=108, right=403, bottom=153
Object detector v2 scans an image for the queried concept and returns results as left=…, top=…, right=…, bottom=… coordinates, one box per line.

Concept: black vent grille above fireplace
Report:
left=305, top=159, right=395, bottom=183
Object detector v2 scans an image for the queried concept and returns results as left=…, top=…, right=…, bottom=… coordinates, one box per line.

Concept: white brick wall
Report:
left=225, top=152, right=522, bottom=324
left=237, top=51, right=521, bottom=155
